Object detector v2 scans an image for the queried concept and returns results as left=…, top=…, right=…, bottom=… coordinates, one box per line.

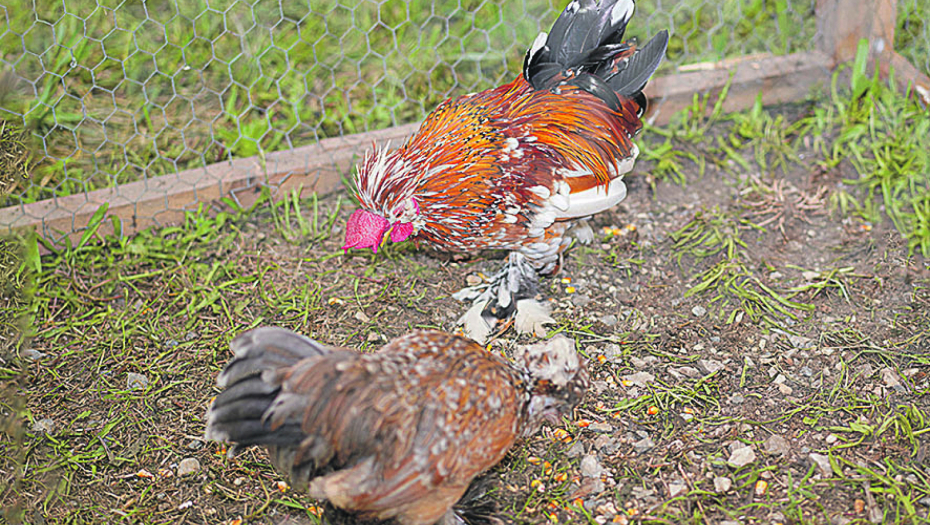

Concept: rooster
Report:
left=205, top=327, right=588, bottom=525
left=342, top=0, right=669, bottom=342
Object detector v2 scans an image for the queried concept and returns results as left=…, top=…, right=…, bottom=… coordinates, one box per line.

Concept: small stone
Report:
left=621, top=371, right=655, bottom=387
left=22, top=349, right=47, bottom=360
left=632, top=435, right=655, bottom=454
left=603, top=343, right=622, bottom=361
left=580, top=454, right=605, bottom=478
left=697, top=359, right=725, bottom=375
left=787, top=334, right=813, bottom=349
left=677, top=366, right=700, bottom=378
left=692, top=305, right=707, bottom=317
left=367, top=332, right=380, bottom=342
left=727, top=446, right=756, bottom=468
left=713, top=476, right=732, bottom=493
left=777, top=383, right=793, bottom=395
left=809, top=452, right=832, bottom=476
left=728, top=394, right=744, bottom=405
left=127, top=373, right=148, bottom=390
left=598, top=314, right=618, bottom=327
left=593, top=434, right=620, bottom=455
left=32, top=418, right=55, bottom=433
left=465, top=274, right=483, bottom=286
left=802, top=270, right=820, bottom=280
left=764, top=435, right=790, bottom=456
left=572, top=294, right=592, bottom=307
left=588, top=421, right=612, bottom=433
left=668, top=482, right=687, bottom=498
left=177, top=457, right=200, bottom=477
left=880, top=367, right=902, bottom=388
left=566, top=440, right=586, bottom=458
left=354, top=310, right=371, bottom=323
left=825, top=434, right=838, bottom=444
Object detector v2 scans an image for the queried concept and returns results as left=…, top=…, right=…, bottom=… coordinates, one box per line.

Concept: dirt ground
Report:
left=1, top=98, right=929, bottom=525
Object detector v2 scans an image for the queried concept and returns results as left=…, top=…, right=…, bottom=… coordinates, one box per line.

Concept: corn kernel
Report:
left=596, top=355, right=607, bottom=364
left=621, top=379, right=633, bottom=387
left=572, top=497, right=584, bottom=508
left=230, top=519, right=243, bottom=525
left=575, top=419, right=591, bottom=428
left=602, top=226, right=613, bottom=235
left=543, top=461, right=553, bottom=475
left=548, top=512, right=559, bottom=522
left=626, top=507, right=640, bottom=516
left=647, top=406, right=659, bottom=415
left=755, top=480, right=768, bottom=496
left=136, top=469, right=154, bottom=479
left=611, top=227, right=623, bottom=236
left=683, top=407, right=695, bottom=414
left=565, top=286, right=576, bottom=294
left=554, top=472, right=568, bottom=482
left=627, top=224, right=637, bottom=231
left=553, top=428, right=572, bottom=442
left=561, top=277, right=572, bottom=284
left=277, top=481, right=289, bottom=492
left=527, top=456, right=542, bottom=465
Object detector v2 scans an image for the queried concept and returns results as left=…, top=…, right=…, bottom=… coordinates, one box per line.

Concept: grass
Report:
left=0, top=0, right=824, bottom=207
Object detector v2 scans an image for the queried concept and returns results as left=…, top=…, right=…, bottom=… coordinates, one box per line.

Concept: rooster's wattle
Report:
left=343, top=0, right=669, bottom=341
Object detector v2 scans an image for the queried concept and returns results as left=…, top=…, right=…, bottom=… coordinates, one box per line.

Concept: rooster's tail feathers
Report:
left=523, top=0, right=668, bottom=113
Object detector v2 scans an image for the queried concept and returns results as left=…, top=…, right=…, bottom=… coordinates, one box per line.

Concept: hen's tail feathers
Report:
left=523, top=0, right=669, bottom=113
left=205, top=327, right=330, bottom=446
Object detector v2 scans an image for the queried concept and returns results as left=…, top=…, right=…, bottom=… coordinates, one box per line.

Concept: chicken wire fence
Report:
left=0, top=0, right=927, bottom=244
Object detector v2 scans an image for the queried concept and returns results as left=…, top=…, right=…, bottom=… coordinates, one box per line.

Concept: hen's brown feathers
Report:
left=206, top=328, right=588, bottom=525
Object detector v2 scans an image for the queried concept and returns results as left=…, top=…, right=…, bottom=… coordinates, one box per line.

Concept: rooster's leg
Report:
left=453, top=252, right=554, bottom=343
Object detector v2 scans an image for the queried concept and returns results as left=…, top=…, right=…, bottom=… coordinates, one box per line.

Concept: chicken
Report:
left=205, top=327, right=589, bottom=525
left=342, top=0, right=669, bottom=342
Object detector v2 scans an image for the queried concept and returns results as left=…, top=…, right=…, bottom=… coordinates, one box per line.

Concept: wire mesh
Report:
left=0, top=0, right=920, bottom=244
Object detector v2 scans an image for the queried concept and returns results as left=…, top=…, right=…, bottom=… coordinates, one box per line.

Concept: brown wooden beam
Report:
left=1, top=51, right=835, bottom=246
left=816, top=0, right=897, bottom=64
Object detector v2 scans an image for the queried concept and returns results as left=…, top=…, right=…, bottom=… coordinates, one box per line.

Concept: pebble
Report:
left=676, top=366, right=700, bottom=378
left=566, top=440, right=586, bottom=458
left=632, top=435, right=655, bottom=454
left=127, top=373, right=149, bottom=390
left=603, top=343, right=622, bottom=361
left=177, top=457, right=200, bottom=476
left=354, top=310, right=371, bottom=323
left=580, top=454, right=605, bottom=478
left=764, top=434, right=790, bottom=456
left=588, top=421, right=612, bottom=433
left=697, top=359, right=725, bottom=375
left=727, top=446, right=756, bottom=468
left=32, top=418, right=55, bottom=433
left=667, top=482, right=687, bottom=497
left=880, top=367, right=903, bottom=389
left=621, top=371, right=655, bottom=387
left=367, top=332, right=380, bottom=342
left=692, top=305, right=707, bottom=317
left=777, top=383, right=794, bottom=395
left=594, top=434, right=620, bottom=455
left=598, top=314, right=618, bottom=327
left=825, top=434, right=838, bottom=444
left=787, top=334, right=813, bottom=349
left=809, top=452, right=832, bottom=476
left=572, top=294, right=592, bottom=307
left=22, top=349, right=47, bottom=360
left=713, top=476, right=732, bottom=493
left=465, top=274, right=483, bottom=286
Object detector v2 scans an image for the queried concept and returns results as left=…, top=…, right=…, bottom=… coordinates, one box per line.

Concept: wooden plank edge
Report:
left=2, top=51, right=834, bottom=246
left=881, top=52, right=930, bottom=107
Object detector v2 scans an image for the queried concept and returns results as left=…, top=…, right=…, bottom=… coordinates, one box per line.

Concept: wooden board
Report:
left=1, top=51, right=835, bottom=245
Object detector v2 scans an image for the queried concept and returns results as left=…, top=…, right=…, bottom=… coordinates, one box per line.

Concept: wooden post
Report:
left=815, top=0, right=897, bottom=64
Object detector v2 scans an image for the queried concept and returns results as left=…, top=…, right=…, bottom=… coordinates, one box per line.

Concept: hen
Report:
left=205, top=327, right=588, bottom=525
left=342, top=0, right=669, bottom=342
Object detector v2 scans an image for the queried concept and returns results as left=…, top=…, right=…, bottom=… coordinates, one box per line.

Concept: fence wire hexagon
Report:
left=0, top=0, right=926, bottom=244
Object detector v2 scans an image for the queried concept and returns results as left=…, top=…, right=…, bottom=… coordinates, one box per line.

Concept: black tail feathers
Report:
left=523, top=0, right=669, bottom=112
left=204, top=327, right=329, bottom=446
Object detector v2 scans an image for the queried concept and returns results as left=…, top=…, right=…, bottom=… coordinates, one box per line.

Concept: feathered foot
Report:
left=453, top=252, right=555, bottom=343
